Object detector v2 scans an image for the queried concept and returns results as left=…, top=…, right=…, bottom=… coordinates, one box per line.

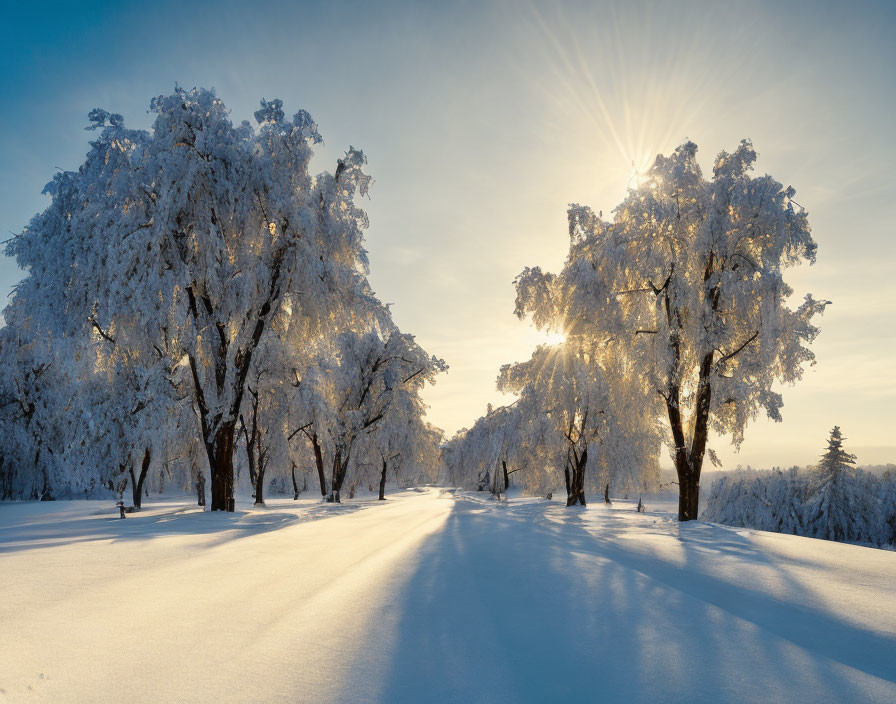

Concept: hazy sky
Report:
left=1, top=0, right=893, bottom=468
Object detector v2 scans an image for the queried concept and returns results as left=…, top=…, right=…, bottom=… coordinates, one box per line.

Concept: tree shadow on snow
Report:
left=370, top=497, right=896, bottom=704
left=0, top=499, right=366, bottom=554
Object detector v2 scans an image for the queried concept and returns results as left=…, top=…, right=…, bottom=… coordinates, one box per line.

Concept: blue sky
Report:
left=1, top=0, right=894, bottom=467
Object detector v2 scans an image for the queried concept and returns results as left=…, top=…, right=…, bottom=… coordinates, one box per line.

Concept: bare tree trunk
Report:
left=677, top=350, right=713, bottom=522
left=379, top=457, right=388, bottom=500
left=658, top=270, right=700, bottom=521
left=196, top=472, right=206, bottom=507
left=329, top=450, right=349, bottom=503
left=128, top=448, right=152, bottom=509
left=502, top=460, right=509, bottom=493
left=291, top=461, right=300, bottom=500
left=676, top=462, right=699, bottom=521
left=137, top=448, right=150, bottom=506
left=254, top=465, right=265, bottom=506
left=604, top=482, right=611, bottom=504
left=566, top=447, right=588, bottom=506
left=207, top=422, right=236, bottom=512
left=245, top=435, right=257, bottom=496
left=311, top=432, right=327, bottom=497
left=667, top=398, right=702, bottom=521
left=673, top=252, right=722, bottom=522
left=665, top=383, right=698, bottom=521
left=576, top=447, right=587, bottom=506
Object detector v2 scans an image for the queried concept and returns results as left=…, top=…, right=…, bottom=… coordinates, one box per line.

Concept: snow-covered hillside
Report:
left=1, top=490, right=894, bottom=703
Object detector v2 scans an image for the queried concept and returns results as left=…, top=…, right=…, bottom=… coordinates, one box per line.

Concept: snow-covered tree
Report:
left=498, top=340, right=660, bottom=505
left=316, top=329, right=446, bottom=502
left=0, top=297, right=200, bottom=506
left=88, top=314, right=193, bottom=508
left=702, top=467, right=807, bottom=534
left=237, top=370, right=287, bottom=506
left=441, top=402, right=525, bottom=498
left=289, top=359, right=335, bottom=498
left=369, top=382, right=442, bottom=500
left=353, top=410, right=442, bottom=500
left=7, top=89, right=374, bottom=510
left=440, top=429, right=473, bottom=490
left=514, top=140, right=826, bottom=520
left=484, top=403, right=524, bottom=498
left=0, top=330, right=67, bottom=500
left=804, top=427, right=880, bottom=543
left=443, top=336, right=660, bottom=505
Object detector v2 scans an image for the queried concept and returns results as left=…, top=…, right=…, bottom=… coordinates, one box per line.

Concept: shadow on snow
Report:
left=0, top=498, right=366, bottom=553
left=371, top=496, right=896, bottom=704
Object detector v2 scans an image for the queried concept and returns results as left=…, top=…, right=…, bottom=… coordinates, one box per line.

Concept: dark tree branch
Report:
left=89, top=317, right=116, bottom=344
left=715, top=331, right=759, bottom=369
left=403, top=367, right=426, bottom=384
left=287, top=421, right=313, bottom=442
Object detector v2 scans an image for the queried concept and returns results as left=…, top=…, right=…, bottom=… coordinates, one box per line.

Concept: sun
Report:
left=543, top=330, right=567, bottom=346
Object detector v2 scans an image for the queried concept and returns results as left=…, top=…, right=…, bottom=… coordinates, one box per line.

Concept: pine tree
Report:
left=819, top=427, right=856, bottom=476
left=805, top=426, right=878, bottom=543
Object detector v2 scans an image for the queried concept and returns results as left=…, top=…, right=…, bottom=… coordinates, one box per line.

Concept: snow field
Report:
left=1, top=489, right=894, bottom=703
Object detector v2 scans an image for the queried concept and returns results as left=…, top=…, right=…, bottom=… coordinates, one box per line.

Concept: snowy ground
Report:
left=1, top=489, right=895, bottom=703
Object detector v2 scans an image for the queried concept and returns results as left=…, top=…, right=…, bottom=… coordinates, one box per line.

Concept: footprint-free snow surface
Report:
left=1, top=488, right=894, bottom=703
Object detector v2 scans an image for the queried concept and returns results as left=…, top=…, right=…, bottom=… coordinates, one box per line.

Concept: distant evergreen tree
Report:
left=805, top=427, right=878, bottom=543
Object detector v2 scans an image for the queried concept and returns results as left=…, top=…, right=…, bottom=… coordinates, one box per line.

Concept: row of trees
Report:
left=0, top=88, right=445, bottom=510
left=441, top=344, right=662, bottom=504
left=703, top=427, right=896, bottom=546
left=445, top=139, right=826, bottom=520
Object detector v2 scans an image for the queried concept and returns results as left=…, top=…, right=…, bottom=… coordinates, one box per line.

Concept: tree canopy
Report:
left=0, top=88, right=445, bottom=508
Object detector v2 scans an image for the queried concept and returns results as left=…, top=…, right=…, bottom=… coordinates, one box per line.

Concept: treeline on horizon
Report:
left=703, top=428, right=896, bottom=547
